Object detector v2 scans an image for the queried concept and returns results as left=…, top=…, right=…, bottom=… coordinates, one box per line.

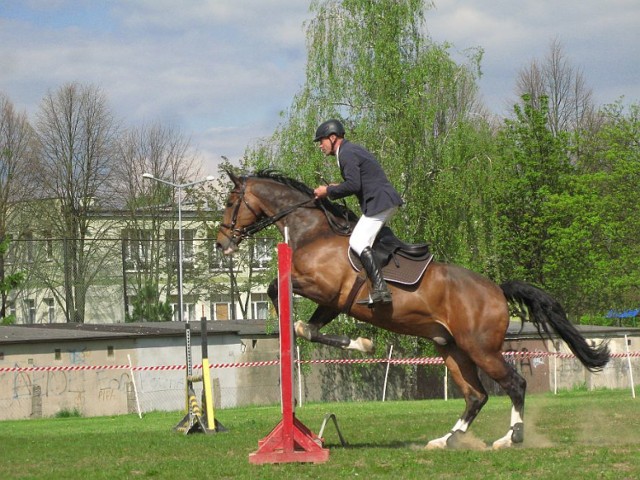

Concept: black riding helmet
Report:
left=313, top=119, right=345, bottom=142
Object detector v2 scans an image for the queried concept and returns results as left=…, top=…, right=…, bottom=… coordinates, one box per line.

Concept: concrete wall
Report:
left=1, top=333, right=639, bottom=420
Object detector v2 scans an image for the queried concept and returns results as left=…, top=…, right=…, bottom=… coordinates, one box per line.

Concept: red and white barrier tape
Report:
left=1, top=351, right=638, bottom=373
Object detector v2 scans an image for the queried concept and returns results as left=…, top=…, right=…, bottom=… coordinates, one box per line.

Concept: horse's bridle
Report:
left=218, top=177, right=314, bottom=248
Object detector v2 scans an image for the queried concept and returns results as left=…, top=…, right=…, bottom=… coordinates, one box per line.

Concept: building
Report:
left=2, top=198, right=276, bottom=326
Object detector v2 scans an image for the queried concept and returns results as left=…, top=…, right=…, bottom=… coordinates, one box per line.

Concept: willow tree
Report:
left=246, top=0, right=498, bottom=363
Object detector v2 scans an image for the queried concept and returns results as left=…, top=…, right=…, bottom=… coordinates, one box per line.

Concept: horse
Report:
left=215, top=169, right=610, bottom=450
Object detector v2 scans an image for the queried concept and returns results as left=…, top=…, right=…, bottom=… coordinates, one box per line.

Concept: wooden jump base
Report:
left=249, top=242, right=330, bottom=464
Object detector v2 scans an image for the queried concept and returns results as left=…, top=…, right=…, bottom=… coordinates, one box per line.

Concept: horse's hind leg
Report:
left=426, top=344, right=489, bottom=449
left=481, top=355, right=526, bottom=449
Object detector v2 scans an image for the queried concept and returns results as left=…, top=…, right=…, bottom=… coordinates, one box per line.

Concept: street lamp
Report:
left=142, top=173, right=215, bottom=324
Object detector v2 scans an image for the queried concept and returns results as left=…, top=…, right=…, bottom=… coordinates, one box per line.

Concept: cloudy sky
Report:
left=1, top=1, right=638, bottom=176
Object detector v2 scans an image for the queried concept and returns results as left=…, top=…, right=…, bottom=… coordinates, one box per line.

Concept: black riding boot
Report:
left=357, top=247, right=392, bottom=305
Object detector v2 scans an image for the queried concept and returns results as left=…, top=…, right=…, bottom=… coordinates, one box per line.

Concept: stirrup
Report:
left=356, top=290, right=392, bottom=307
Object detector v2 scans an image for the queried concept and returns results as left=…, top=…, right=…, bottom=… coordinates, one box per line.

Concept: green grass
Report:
left=1, top=389, right=639, bottom=479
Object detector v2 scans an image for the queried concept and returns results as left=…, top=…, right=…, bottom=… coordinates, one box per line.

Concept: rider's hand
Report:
left=314, top=185, right=328, bottom=199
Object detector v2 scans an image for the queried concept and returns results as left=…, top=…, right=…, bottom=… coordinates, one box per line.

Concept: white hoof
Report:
left=492, top=432, right=513, bottom=450
left=426, top=433, right=451, bottom=450
left=347, top=337, right=374, bottom=353
left=294, top=321, right=312, bottom=340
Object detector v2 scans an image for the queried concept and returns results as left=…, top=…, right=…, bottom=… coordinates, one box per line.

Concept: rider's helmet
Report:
left=314, top=119, right=345, bottom=142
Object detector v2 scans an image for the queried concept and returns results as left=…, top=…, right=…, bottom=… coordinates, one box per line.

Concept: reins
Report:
left=241, top=198, right=314, bottom=237
left=316, top=201, right=352, bottom=236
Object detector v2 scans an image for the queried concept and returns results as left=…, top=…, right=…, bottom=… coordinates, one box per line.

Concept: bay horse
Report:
left=215, top=170, right=609, bottom=450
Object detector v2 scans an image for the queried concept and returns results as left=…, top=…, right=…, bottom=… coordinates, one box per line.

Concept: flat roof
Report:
left=0, top=320, right=638, bottom=346
left=0, top=320, right=271, bottom=345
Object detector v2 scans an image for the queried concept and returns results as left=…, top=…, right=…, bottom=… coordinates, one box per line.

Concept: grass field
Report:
left=1, top=389, right=639, bottom=479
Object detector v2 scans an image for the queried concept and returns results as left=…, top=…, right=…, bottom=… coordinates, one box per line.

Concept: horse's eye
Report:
left=226, top=202, right=233, bottom=207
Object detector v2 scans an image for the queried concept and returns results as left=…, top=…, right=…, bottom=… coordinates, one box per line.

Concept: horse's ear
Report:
left=225, top=168, right=241, bottom=187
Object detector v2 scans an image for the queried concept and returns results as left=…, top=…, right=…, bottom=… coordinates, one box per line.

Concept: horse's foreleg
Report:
left=294, top=306, right=373, bottom=353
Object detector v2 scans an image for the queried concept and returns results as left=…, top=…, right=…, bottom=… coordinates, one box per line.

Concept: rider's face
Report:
left=318, top=135, right=335, bottom=156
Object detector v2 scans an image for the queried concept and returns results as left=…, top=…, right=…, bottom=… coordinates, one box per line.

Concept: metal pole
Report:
left=177, top=186, right=185, bottom=323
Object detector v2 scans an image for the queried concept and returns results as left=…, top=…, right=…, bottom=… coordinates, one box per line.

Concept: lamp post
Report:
left=142, top=173, right=215, bottom=324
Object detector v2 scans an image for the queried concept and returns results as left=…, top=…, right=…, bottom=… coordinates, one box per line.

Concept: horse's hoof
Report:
left=492, top=433, right=513, bottom=450
left=353, top=337, right=374, bottom=353
left=294, top=321, right=312, bottom=340
left=425, top=434, right=451, bottom=450
left=492, top=423, right=524, bottom=449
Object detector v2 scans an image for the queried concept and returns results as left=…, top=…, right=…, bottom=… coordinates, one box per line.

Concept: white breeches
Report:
left=349, top=207, right=398, bottom=255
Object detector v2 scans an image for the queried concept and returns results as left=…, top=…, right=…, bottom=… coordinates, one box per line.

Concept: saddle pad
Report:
left=348, top=249, right=434, bottom=286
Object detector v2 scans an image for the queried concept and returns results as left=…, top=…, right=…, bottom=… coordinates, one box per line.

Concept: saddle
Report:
left=348, top=226, right=433, bottom=286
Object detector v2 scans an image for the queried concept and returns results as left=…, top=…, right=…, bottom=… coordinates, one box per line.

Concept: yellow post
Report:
left=202, top=357, right=215, bottom=430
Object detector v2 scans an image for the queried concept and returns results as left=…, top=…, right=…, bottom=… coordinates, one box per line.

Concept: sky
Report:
left=1, top=1, right=639, bottom=176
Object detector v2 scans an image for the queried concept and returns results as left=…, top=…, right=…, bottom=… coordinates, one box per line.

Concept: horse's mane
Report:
left=251, top=169, right=359, bottom=222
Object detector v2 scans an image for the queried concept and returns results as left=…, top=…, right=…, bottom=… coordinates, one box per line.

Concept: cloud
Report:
left=1, top=1, right=638, bottom=175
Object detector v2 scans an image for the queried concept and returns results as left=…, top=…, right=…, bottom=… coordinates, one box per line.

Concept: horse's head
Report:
left=215, top=170, right=265, bottom=255
left=216, top=169, right=353, bottom=254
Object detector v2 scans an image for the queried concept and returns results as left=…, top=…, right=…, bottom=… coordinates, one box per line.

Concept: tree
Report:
left=494, top=94, right=573, bottom=286
left=543, top=101, right=640, bottom=319
left=515, top=37, right=601, bottom=149
left=0, top=237, right=24, bottom=324
left=0, top=93, right=38, bottom=320
left=33, top=82, right=119, bottom=323
left=112, top=122, right=201, bottom=321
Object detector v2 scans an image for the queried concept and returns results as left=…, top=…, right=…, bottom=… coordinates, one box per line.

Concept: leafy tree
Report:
left=0, top=94, right=38, bottom=320
left=125, top=281, right=173, bottom=322
left=0, top=237, right=24, bottom=324
left=494, top=94, right=573, bottom=286
left=544, top=101, right=640, bottom=319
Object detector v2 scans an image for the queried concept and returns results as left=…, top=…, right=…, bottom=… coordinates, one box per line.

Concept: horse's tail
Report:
left=501, top=280, right=610, bottom=372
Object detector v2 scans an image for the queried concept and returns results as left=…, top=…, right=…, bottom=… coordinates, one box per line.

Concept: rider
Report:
left=313, top=119, right=403, bottom=305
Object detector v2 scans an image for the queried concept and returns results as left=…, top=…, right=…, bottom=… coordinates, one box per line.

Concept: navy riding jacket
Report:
left=326, top=140, right=403, bottom=216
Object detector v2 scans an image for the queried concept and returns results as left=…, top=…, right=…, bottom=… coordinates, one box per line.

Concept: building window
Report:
left=107, top=346, right=114, bottom=358
left=251, top=238, right=273, bottom=269
left=166, top=229, right=195, bottom=271
left=171, top=302, right=195, bottom=322
left=211, top=294, right=233, bottom=321
left=44, top=298, right=55, bottom=323
left=23, top=299, right=36, bottom=324
left=54, top=349, right=61, bottom=360
left=7, top=300, right=16, bottom=319
left=251, top=293, right=270, bottom=320
left=21, top=232, right=35, bottom=263
left=123, top=229, right=153, bottom=271
left=42, top=230, right=54, bottom=260
left=209, top=245, right=232, bottom=272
